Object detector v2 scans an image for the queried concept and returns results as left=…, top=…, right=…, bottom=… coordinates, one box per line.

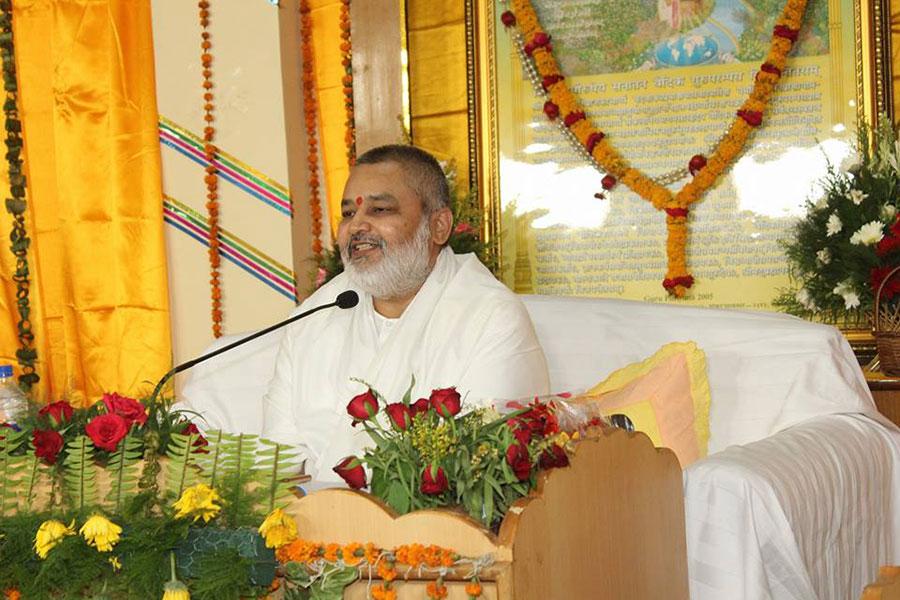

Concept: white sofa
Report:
left=181, top=294, right=900, bottom=600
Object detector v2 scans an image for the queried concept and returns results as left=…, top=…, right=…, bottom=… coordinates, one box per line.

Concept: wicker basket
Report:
left=874, top=264, right=900, bottom=375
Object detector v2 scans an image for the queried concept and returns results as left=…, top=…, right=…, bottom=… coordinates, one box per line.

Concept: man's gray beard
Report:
left=341, top=218, right=433, bottom=300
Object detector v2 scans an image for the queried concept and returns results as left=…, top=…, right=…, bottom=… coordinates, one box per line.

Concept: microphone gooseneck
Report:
left=149, top=291, right=360, bottom=404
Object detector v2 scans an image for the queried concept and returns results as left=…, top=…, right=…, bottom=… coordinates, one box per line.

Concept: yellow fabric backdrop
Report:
left=408, top=0, right=470, bottom=191
left=309, top=0, right=351, bottom=236
left=0, top=0, right=171, bottom=406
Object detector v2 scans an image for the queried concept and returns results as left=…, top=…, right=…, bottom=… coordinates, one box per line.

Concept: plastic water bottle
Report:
left=0, top=365, right=27, bottom=425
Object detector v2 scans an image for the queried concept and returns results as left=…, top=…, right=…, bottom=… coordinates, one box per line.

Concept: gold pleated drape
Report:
left=309, top=0, right=352, bottom=235
left=407, top=0, right=470, bottom=190
left=0, top=0, right=172, bottom=406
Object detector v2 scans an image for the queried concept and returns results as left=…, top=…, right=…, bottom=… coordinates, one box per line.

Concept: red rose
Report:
left=586, top=131, right=605, bottom=153
left=563, top=111, right=585, bottom=127
left=181, top=422, right=210, bottom=453
left=507, top=418, right=532, bottom=445
left=420, top=465, right=448, bottom=495
left=385, top=403, right=412, bottom=431
left=33, top=429, right=63, bottom=465
left=688, top=154, right=707, bottom=176
left=541, top=74, right=564, bottom=91
left=519, top=401, right=559, bottom=438
left=736, top=109, right=763, bottom=127
left=429, top=388, right=461, bottom=418
left=411, top=398, right=430, bottom=417
left=601, top=174, right=617, bottom=190
left=539, top=445, right=570, bottom=470
left=85, top=413, right=129, bottom=451
left=102, top=393, right=147, bottom=427
left=876, top=234, right=900, bottom=257
left=333, top=456, right=367, bottom=489
left=506, top=442, right=532, bottom=481
left=346, top=390, right=378, bottom=422
left=531, top=32, right=550, bottom=48
left=38, top=401, right=73, bottom=427
left=543, top=101, right=559, bottom=120
left=872, top=266, right=900, bottom=300
left=500, top=10, right=515, bottom=27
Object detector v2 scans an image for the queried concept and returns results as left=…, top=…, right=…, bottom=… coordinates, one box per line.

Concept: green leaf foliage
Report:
left=106, top=432, right=144, bottom=513
left=63, top=435, right=99, bottom=511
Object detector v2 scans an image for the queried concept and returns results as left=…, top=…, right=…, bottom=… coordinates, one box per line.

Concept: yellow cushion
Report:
left=583, top=341, right=711, bottom=468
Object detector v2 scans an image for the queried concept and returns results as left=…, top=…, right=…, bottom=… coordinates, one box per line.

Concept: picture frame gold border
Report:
left=465, top=0, right=893, bottom=278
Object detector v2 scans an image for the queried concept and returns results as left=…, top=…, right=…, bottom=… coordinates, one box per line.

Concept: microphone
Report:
left=149, top=290, right=359, bottom=403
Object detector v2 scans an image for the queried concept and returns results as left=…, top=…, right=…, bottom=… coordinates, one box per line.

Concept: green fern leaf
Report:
left=106, top=433, right=143, bottom=513
left=164, top=432, right=202, bottom=501
left=63, top=435, right=99, bottom=511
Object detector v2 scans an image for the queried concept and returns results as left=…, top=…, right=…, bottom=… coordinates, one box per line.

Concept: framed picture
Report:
left=469, top=0, right=892, bottom=309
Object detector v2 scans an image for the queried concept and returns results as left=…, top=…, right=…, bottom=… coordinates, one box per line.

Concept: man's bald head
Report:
left=355, top=145, right=450, bottom=215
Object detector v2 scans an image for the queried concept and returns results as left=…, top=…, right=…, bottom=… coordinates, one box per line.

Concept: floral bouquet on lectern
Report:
left=331, top=380, right=583, bottom=529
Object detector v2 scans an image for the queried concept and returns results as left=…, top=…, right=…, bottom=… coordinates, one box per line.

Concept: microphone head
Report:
left=336, top=290, right=360, bottom=309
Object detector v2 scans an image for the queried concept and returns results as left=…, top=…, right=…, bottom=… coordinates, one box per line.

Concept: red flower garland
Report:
left=198, top=0, right=222, bottom=337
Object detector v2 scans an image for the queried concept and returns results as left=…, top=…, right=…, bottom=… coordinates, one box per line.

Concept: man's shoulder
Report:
left=442, top=253, right=528, bottom=314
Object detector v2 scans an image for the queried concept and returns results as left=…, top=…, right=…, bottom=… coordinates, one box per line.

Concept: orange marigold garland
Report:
left=198, top=0, right=223, bottom=337
left=300, top=1, right=324, bottom=260
left=503, top=0, right=809, bottom=297
left=276, top=539, right=485, bottom=598
left=339, top=0, right=356, bottom=166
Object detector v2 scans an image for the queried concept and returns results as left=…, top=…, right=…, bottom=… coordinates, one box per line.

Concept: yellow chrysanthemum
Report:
left=162, top=580, right=190, bottom=600
left=34, top=519, right=75, bottom=559
left=173, top=483, right=222, bottom=523
left=80, top=514, right=122, bottom=552
left=258, top=508, right=298, bottom=549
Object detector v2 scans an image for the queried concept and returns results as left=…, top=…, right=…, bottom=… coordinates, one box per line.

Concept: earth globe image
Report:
left=655, top=34, right=718, bottom=67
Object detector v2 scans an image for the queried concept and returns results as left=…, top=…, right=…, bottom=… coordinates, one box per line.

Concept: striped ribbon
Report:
left=163, top=195, right=297, bottom=301
left=158, top=117, right=292, bottom=216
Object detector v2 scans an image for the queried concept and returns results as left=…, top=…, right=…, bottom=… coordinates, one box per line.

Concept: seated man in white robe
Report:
left=261, top=145, right=550, bottom=482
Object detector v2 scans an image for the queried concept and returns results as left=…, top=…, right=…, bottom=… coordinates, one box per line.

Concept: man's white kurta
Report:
left=261, top=249, right=550, bottom=482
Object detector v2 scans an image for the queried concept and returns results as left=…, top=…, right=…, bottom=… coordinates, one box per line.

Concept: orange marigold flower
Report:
left=4, top=590, right=20, bottom=600
left=343, top=542, right=363, bottom=566
left=426, top=581, right=449, bottom=599
left=377, top=560, right=398, bottom=582
left=465, top=581, right=483, bottom=597
left=323, top=542, right=340, bottom=562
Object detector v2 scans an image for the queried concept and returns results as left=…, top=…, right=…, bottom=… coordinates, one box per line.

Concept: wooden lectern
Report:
left=285, top=429, right=689, bottom=599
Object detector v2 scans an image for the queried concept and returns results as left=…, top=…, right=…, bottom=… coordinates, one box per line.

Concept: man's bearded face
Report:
left=337, top=162, right=437, bottom=299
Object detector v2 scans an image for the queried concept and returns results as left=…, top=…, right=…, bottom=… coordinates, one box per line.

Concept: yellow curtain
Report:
left=407, top=0, right=470, bottom=190
left=0, top=0, right=171, bottom=406
left=309, top=0, right=351, bottom=236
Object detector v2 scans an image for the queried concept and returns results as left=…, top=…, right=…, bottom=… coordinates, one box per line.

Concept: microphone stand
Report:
left=149, top=291, right=360, bottom=407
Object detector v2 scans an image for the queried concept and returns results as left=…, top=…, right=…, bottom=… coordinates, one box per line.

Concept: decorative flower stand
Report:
left=285, top=429, right=689, bottom=599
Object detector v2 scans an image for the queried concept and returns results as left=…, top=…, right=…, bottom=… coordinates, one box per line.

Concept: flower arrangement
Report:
left=0, top=392, right=301, bottom=598
left=331, top=381, right=577, bottom=530
left=775, top=119, right=900, bottom=320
